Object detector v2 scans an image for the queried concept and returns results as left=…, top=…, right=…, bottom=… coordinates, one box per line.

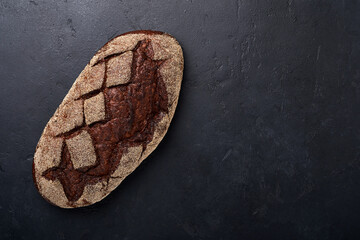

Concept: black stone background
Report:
left=1, top=0, right=360, bottom=239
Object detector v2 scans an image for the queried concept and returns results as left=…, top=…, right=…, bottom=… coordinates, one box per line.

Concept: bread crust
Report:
left=33, top=30, right=183, bottom=208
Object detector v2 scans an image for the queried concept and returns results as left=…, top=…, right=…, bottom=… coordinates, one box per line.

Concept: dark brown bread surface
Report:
left=33, top=30, right=184, bottom=208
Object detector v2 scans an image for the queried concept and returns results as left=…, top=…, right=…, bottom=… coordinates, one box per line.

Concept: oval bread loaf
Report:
left=33, top=30, right=184, bottom=208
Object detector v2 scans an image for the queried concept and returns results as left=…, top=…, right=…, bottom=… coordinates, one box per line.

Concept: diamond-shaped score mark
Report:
left=84, top=92, right=106, bottom=125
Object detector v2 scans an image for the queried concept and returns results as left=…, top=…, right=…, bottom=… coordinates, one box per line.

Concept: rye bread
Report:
left=33, top=30, right=184, bottom=208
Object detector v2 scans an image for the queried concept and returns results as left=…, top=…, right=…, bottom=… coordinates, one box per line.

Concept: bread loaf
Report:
left=33, top=30, right=184, bottom=208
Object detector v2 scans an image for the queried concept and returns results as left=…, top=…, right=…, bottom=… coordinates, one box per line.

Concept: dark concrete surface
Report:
left=1, top=0, right=360, bottom=239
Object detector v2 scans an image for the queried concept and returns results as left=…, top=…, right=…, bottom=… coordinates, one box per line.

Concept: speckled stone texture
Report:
left=1, top=0, right=360, bottom=239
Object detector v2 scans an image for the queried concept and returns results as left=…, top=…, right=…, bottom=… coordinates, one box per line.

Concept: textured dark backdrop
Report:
left=1, top=0, right=360, bottom=239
